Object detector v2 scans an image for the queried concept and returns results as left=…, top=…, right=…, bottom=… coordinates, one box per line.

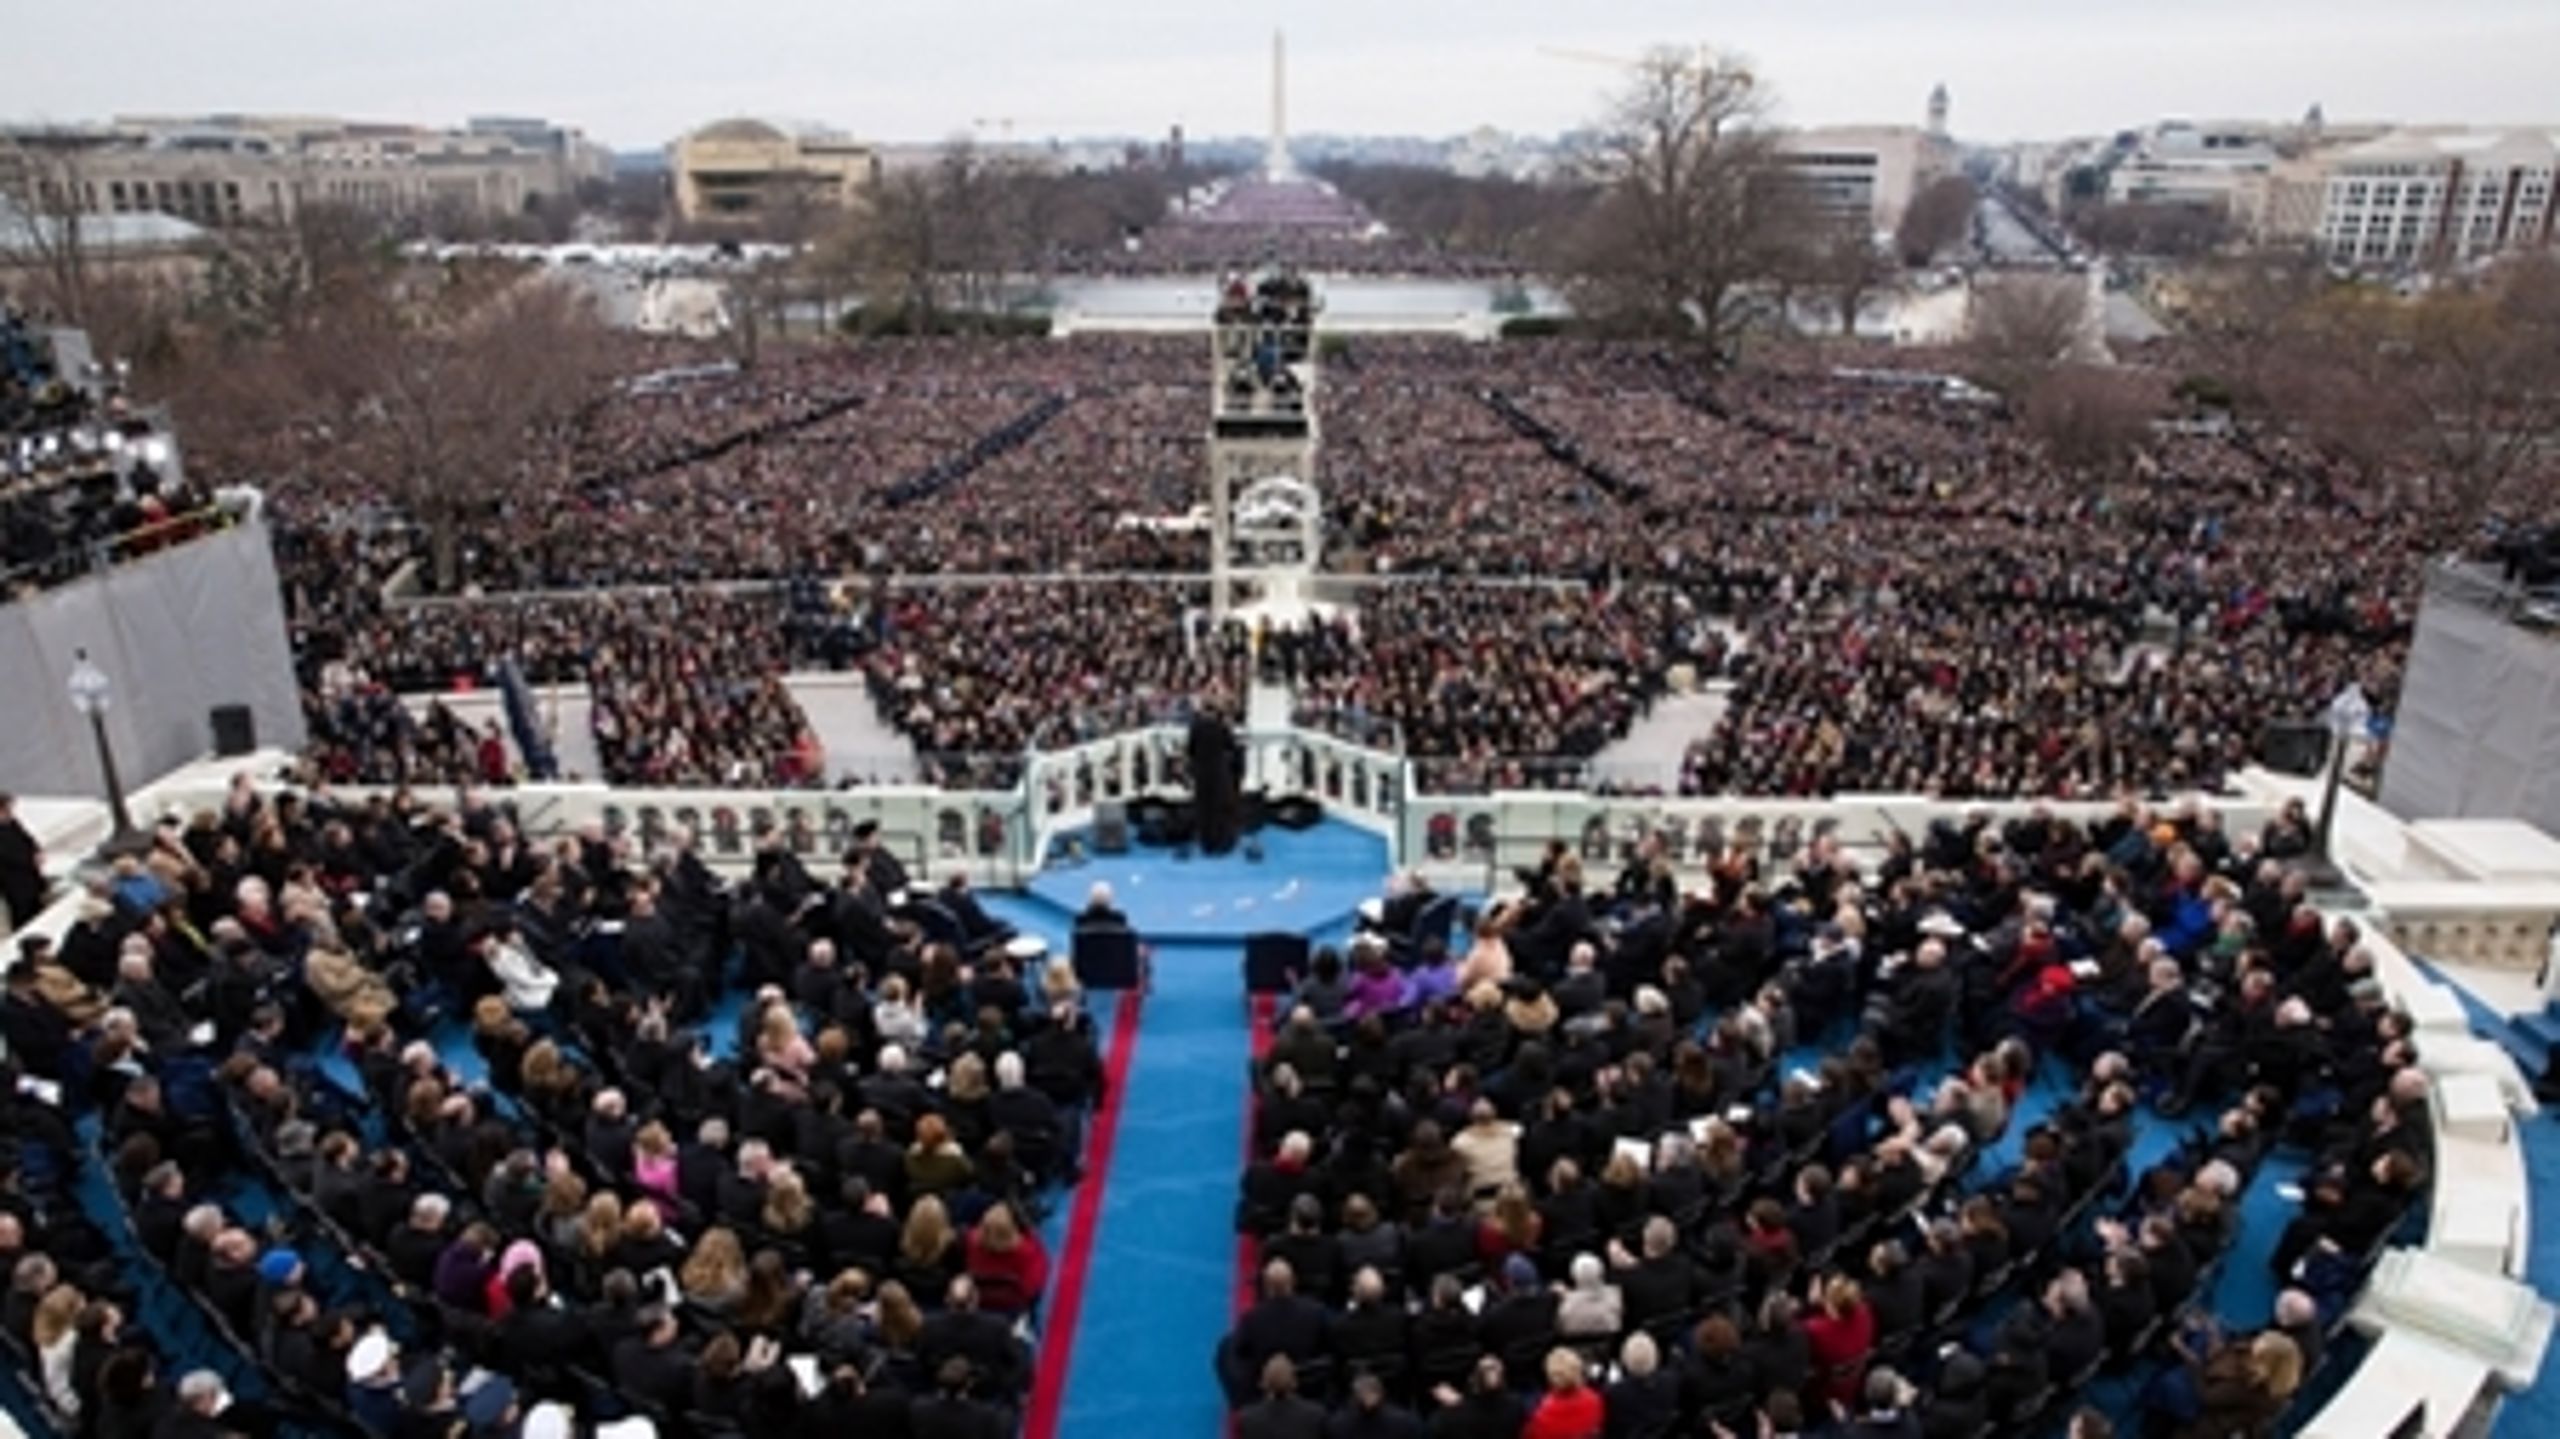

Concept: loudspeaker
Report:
left=1243, top=931, right=1311, bottom=994
left=210, top=704, right=256, bottom=757
left=1072, top=928, right=1143, bottom=991
left=1138, top=800, right=1195, bottom=848
left=1093, top=801, right=1130, bottom=855
left=1269, top=796, right=1323, bottom=831
left=2259, top=721, right=2330, bottom=778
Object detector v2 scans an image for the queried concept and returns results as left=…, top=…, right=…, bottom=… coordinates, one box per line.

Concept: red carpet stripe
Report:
left=1026, top=986, right=1145, bottom=1439
left=1232, top=997, right=1279, bottom=1314
left=1234, top=993, right=1279, bottom=1312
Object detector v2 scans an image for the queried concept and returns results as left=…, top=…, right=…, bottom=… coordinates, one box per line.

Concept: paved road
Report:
left=1976, top=191, right=2063, bottom=267
left=2104, top=289, right=2169, bottom=344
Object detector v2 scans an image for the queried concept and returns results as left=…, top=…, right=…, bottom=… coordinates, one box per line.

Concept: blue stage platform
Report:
left=1017, top=818, right=1390, bottom=941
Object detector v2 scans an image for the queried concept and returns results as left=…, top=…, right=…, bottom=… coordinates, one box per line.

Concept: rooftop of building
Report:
left=687, top=117, right=792, bottom=146
left=2335, top=125, right=2560, bottom=165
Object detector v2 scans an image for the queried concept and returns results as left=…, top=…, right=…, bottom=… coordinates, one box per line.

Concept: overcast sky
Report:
left=11, top=0, right=2558, bottom=150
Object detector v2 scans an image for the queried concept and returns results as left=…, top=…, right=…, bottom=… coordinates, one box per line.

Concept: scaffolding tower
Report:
left=1206, top=268, right=1321, bottom=624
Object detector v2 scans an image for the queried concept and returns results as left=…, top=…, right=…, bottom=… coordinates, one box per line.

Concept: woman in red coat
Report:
left=963, top=1201, right=1049, bottom=1314
left=1802, top=1274, right=1877, bottom=1408
left=1522, top=1347, right=1605, bottom=1439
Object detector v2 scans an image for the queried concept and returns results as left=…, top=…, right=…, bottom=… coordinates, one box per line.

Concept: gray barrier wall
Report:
left=0, top=520, right=306, bottom=801
left=2380, top=580, right=2560, bottom=834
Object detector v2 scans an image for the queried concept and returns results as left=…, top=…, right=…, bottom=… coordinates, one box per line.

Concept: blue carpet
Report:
left=2405, top=962, right=2560, bottom=1436
left=1050, top=935, right=1256, bottom=1439
left=2501, top=1110, right=2560, bottom=1437
left=1025, top=821, right=1388, bottom=939
left=1030, top=828, right=1378, bottom=1439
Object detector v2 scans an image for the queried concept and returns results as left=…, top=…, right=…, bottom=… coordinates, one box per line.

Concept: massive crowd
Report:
left=0, top=774, right=1108, bottom=1439
left=105, top=314, right=2473, bottom=799
left=0, top=292, right=2517, bottom=1439
left=1290, top=586, right=1722, bottom=793
left=1061, top=178, right=1529, bottom=280
left=299, top=591, right=820, bottom=790
left=853, top=582, right=1253, bottom=786
left=1221, top=798, right=2426, bottom=1437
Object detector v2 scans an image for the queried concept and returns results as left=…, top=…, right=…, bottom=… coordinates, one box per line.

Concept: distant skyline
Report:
left=10, top=0, right=2558, bottom=150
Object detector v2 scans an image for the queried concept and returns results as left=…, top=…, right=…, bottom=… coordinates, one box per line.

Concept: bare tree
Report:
left=1316, top=161, right=1589, bottom=264
left=933, top=141, right=1028, bottom=321
left=1, top=137, right=199, bottom=372
left=2070, top=200, right=2230, bottom=259
left=2398, top=255, right=2560, bottom=525
left=844, top=165, right=948, bottom=332
left=294, top=267, right=611, bottom=589
left=1894, top=174, right=1977, bottom=266
left=202, top=201, right=391, bottom=342
left=2023, top=363, right=2158, bottom=476
left=1800, top=211, right=1896, bottom=336
left=1964, top=274, right=2091, bottom=397
left=832, top=141, right=1055, bottom=334
left=2252, top=287, right=2424, bottom=487
left=2174, top=246, right=2331, bottom=410
left=2200, top=258, right=2560, bottom=526
left=603, top=170, right=673, bottom=240
left=1557, top=47, right=1784, bottom=353
left=0, top=135, right=103, bottom=326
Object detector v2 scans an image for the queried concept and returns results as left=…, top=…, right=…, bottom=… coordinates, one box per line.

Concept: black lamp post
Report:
left=2306, top=682, right=2372, bottom=892
left=67, top=648, right=146, bottom=857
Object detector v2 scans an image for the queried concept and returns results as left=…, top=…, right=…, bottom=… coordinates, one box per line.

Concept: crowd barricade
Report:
left=1022, top=723, right=1408, bottom=863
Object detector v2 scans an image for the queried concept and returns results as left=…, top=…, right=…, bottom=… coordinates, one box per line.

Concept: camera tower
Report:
left=1206, top=269, right=1321, bottom=625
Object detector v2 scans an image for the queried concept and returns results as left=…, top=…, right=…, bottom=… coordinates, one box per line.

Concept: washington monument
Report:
left=1266, top=29, right=1292, bottom=180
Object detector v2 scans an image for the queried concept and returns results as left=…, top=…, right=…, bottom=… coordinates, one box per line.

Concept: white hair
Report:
left=1088, top=881, right=1114, bottom=908
left=994, top=1052, right=1026, bottom=1090
left=177, top=1371, right=226, bottom=1406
